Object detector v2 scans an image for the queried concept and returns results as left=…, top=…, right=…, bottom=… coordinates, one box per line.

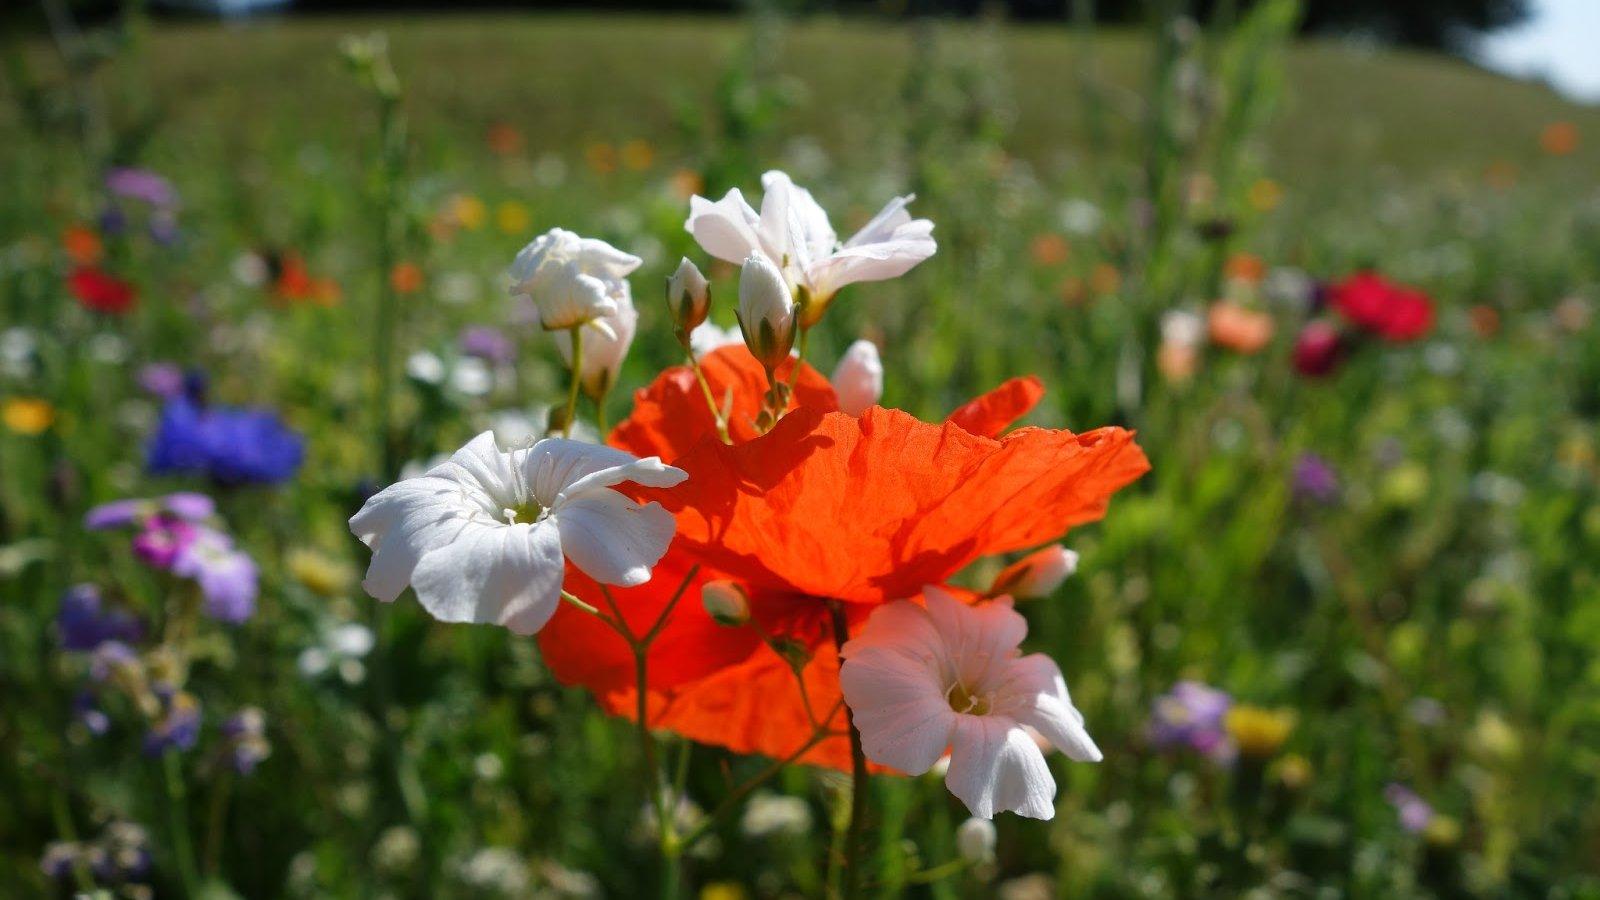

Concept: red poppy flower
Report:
left=1330, top=271, right=1434, bottom=342
left=538, top=345, right=1149, bottom=769
left=1292, top=321, right=1345, bottom=377
left=69, top=267, right=137, bottom=314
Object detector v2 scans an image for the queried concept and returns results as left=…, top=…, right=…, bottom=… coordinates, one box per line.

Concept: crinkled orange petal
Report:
left=945, top=376, right=1044, bottom=438
left=609, top=345, right=837, bottom=461
left=653, top=406, right=1148, bottom=604
left=538, top=549, right=764, bottom=697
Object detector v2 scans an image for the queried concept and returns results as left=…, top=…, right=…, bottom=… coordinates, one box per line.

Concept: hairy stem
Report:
left=828, top=601, right=869, bottom=900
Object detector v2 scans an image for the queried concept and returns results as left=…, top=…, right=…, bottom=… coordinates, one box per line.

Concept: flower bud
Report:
left=736, top=253, right=796, bottom=371
left=666, top=257, right=711, bottom=338
left=989, top=544, right=1078, bottom=599
left=701, top=580, right=750, bottom=627
left=830, top=340, right=884, bottom=416
left=955, top=817, right=996, bottom=864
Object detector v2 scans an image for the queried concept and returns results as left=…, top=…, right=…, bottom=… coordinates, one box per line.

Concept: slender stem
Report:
left=562, top=325, right=584, bottom=438
left=560, top=589, right=600, bottom=616
left=162, top=750, right=202, bottom=897
left=785, top=324, right=811, bottom=396
left=642, top=565, right=702, bottom=647
left=828, top=601, right=869, bottom=900
left=686, top=352, right=732, bottom=443
left=903, top=858, right=970, bottom=885
left=203, top=766, right=233, bottom=876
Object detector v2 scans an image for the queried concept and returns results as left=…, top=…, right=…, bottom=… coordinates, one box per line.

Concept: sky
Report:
left=1476, top=0, right=1600, bottom=103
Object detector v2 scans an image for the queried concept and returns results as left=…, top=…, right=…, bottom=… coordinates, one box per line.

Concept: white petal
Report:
left=840, top=648, right=955, bottom=775
left=923, top=589, right=1027, bottom=690
left=576, top=237, right=642, bottom=280
left=808, top=233, right=937, bottom=299
left=945, top=715, right=1057, bottom=820
left=350, top=473, right=487, bottom=602
left=519, top=439, right=686, bottom=507
left=758, top=170, right=835, bottom=273
left=685, top=190, right=762, bottom=264
left=554, top=491, right=677, bottom=586
left=533, top=265, right=616, bottom=331
left=843, top=195, right=918, bottom=247
left=408, top=520, right=565, bottom=635
left=830, top=339, right=884, bottom=417
left=1004, top=655, right=1102, bottom=763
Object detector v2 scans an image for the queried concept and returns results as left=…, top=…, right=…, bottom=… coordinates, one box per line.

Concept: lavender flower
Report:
left=221, top=707, right=271, bottom=774
left=1292, top=453, right=1339, bottom=505
left=172, top=527, right=259, bottom=624
left=84, top=492, right=214, bottom=531
left=459, top=325, right=515, bottom=364
left=39, top=842, right=81, bottom=881
left=1148, top=680, right=1235, bottom=761
left=1384, top=783, right=1435, bottom=833
left=56, top=585, right=143, bottom=651
left=105, top=168, right=177, bottom=209
left=137, top=362, right=185, bottom=398
left=143, top=691, right=201, bottom=756
left=73, top=691, right=111, bottom=735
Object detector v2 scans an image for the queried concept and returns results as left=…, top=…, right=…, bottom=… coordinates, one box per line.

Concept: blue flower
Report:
left=146, top=397, right=304, bottom=485
left=56, top=585, right=143, bottom=652
left=143, top=691, right=201, bottom=756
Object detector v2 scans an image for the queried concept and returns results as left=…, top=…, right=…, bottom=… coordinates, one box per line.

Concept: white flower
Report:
left=666, top=257, right=711, bottom=335
left=990, top=545, right=1079, bottom=600
left=689, top=321, right=743, bottom=360
left=737, top=253, right=797, bottom=370
left=348, top=433, right=686, bottom=635
left=1160, top=310, right=1205, bottom=349
left=956, top=817, right=997, bottom=864
left=685, top=170, right=935, bottom=323
left=406, top=351, right=446, bottom=385
left=552, top=280, right=638, bottom=399
left=740, top=792, right=814, bottom=838
left=701, top=580, right=751, bottom=627
left=451, top=357, right=493, bottom=397
left=839, top=587, right=1101, bottom=820
left=507, top=228, right=641, bottom=333
left=830, top=339, right=883, bottom=416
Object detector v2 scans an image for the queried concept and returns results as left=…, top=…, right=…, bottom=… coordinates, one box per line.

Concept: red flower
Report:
left=1330, top=271, right=1434, bottom=341
left=1292, top=321, right=1345, bottom=377
left=69, top=267, right=137, bottom=315
left=538, top=346, right=1149, bottom=769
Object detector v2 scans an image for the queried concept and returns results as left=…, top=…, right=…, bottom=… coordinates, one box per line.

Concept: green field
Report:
left=4, top=8, right=1600, bottom=898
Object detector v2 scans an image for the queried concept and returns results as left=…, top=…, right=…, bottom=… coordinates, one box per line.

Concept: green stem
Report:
left=563, top=325, right=584, bottom=438
left=675, top=715, right=839, bottom=855
left=686, top=352, right=732, bottom=443
left=829, top=601, right=869, bottom=900
left=49, top=790, right=96, bottom=893
left=204, top=766, right=233, bottom=876
left=162, top=750, right=202, bottom=897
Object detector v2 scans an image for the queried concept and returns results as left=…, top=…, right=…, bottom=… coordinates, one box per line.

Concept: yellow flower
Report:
left=495, top=201, right=531, bottom=235
left=699, top=884, right=747, bottom=900
left=1272, top=753, right=1312, bottom=791
left=620, top=139, right=655, bottom=171
left=288, top=548, right=354, bottom=598
left=1247, top=178, right=1283, bottom=213
left=3, top=398, right=55, bottom=435
left=1424, top=814, right=1461, bottom=848
left=450, top=194, right=487, bottom=231
left=1225, top=705, right=1294, bottom=759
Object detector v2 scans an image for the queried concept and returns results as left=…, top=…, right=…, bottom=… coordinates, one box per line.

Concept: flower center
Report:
left=946, top=681, right=990, bottom=716
left=501, top=499, right=545, bottom=525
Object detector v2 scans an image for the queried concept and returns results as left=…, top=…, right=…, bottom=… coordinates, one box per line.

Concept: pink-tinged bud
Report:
left=830, top=340, right=883, bottom=416
left=701, top=580, right=751, bottom=627
left=989, top=544, right=1079, bottom=599
left=666, top=257, right=711, bottom=337
left=1292, top=320, right=1345, bottom=377
left=736, top=253, right=796, bottom=371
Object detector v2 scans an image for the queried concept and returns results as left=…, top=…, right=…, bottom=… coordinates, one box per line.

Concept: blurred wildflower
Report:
left=840, top=587, right=1100, bottom=819
left=699, top=884, right=746, bottom=900
left=1540, top=121, right=1578, bottom=156
left=1380, top=461, right=1430, bottom=507
left=1029, top=232, right=1070, bottom=267
left=1265, top=267, right=1316, bottom=311
left=1158, top=310, right=1204, bottom=383
left=1330, top=271, right=1434, bottom=341
left=1089, top=262, right=1121, bottom=296
left=1225, top=705, right=1294, bottom=759
left=1484, top=159, right=1518, bottom=190
left=686, top=169, right=936, bottom=326
left=1247, top=178, right=1283, bottom=212
left=1291, top=453, right=1340, bottom=504
left=62, top=224, right=103, bottom=265
left=372, top=825, right=421, bottom=875
left=1468, top=304, right=1501, bottom=338
left=447, top=194, right=487, bottom=231
left=1224, top=252, right=1266, bottom=286
left=143, top=690, right=201, bottom=756
left=620, top=138, right=655, bottom=170
left=585, top=141, right=617, bottom=175
left=172, top=527, right=259, bottom=624
left=689, top=320, right=743, bottom=359
left=1149, top=681, right=1234, bottom=760
left=496, top=201, right=531, bottom=235
left=1292, top=320, right=1345, bottom=377
left=349, top=434, right=686, bottom=635
left=452, top=357, right=493, bottom=397
left=486, top=122, right=523, bottom=156
left=830, top=339, right=883, bottom=416
left=1384, top=783, right=1434, bottom=833
left=997, top=873, right=1055, bottom=900
left=106, top=168, right=177, bottom=208
left=1208, top=302, right=1274, bottom=354
left=739, top=791, right=812, bottom=838
left=2, top=397, right=54, bottom=435
left=132, top=513, right=199, bottom=569
left=1553, top=295, right=1591, bottom=333
left=220, top=707, right=271, bottom=774
left=990, top=544, right=1078, bottom=599
left=457, top=847, right=529, bottom=894
left=1057, top=198, right=1102, bottom=236
left=460, top=325, right=515, bottom=364
left=389, top=261, right=425, bottom=294
left=1424, top=815, right=1462, bottom=848
left=69, top=267, right=137, bottom=314
left=57, top=584, right=143, bottom=651
left=1, top=327, right=37, bottom=378
left=297, top=622, right=374, bottom=683
left=669, top=168, right=703, bottom=201
left=1274, top=753, right=1312, bottom=791
left=272, top=253, right=340, bottom=306
left=956, top=816, right=998, bottom=864
left=147, top=396, right=305, bottom=485
left=137, top=362, right=185, bottom=398
left=287, top=547, right=353, bottom=597
left=85, top=492, right=213, bottom=532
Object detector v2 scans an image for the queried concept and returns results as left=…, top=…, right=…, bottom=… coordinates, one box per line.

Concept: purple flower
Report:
left=143, top=691, right=201, bottom=756
left=1148, top=680, right=1235, bottom=761
left=84, top=492, right=214, bottom=531
left=90, top=641, right=138, bottom=682
left=73, top=691, right=111, bottom=735
left=137, top=362, right=185, bottom=398
left=172, top=527, right=258, bottom=624
left=39, top=842, right=81, bottom=881
left=131, top=513, right=199, bottom=569
left=105, top=168, right=177, bottom=209
left=1292, top=453, right=1339, bottom=504
left=56, top=585, right=143, bottom=651
left=222, top=707, right=270, bottom=774
left=146, top=396, right=304, bottom=486
left=460, top=325, right=515, bottom=364
left=1384, top=783, right=1434, bottom=833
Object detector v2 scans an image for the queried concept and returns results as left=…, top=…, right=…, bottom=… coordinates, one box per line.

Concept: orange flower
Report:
left=1089, top=262, right=1121, bottom=296
left=1485, top=160, right=1518, bottom=191
left=670, top=169, right=704, bottom=201
left=62, top=225, right=103, bottom=266
left=1469, top=304, right=1500, bottom=338
left=486, top=122, right=523, bottom=157
left=274, top=254, right=341, bottom=307
left=1247, top=178, right=1283, bottom=212
left=585, top=142, right=617, bottom=175
left=621, top=139, right=655, bottom=171
left=1541, top=121, right=1578, bottom=157
left=389, top=261, right=424, bottom=294
left=538, top=346, right=1148, bottom=769
left=1029, top=233, right=1070, bottom=267
left=1224, top=252, right=1265, bottom=286
left=1208, top=302, right=1274, bottom=353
